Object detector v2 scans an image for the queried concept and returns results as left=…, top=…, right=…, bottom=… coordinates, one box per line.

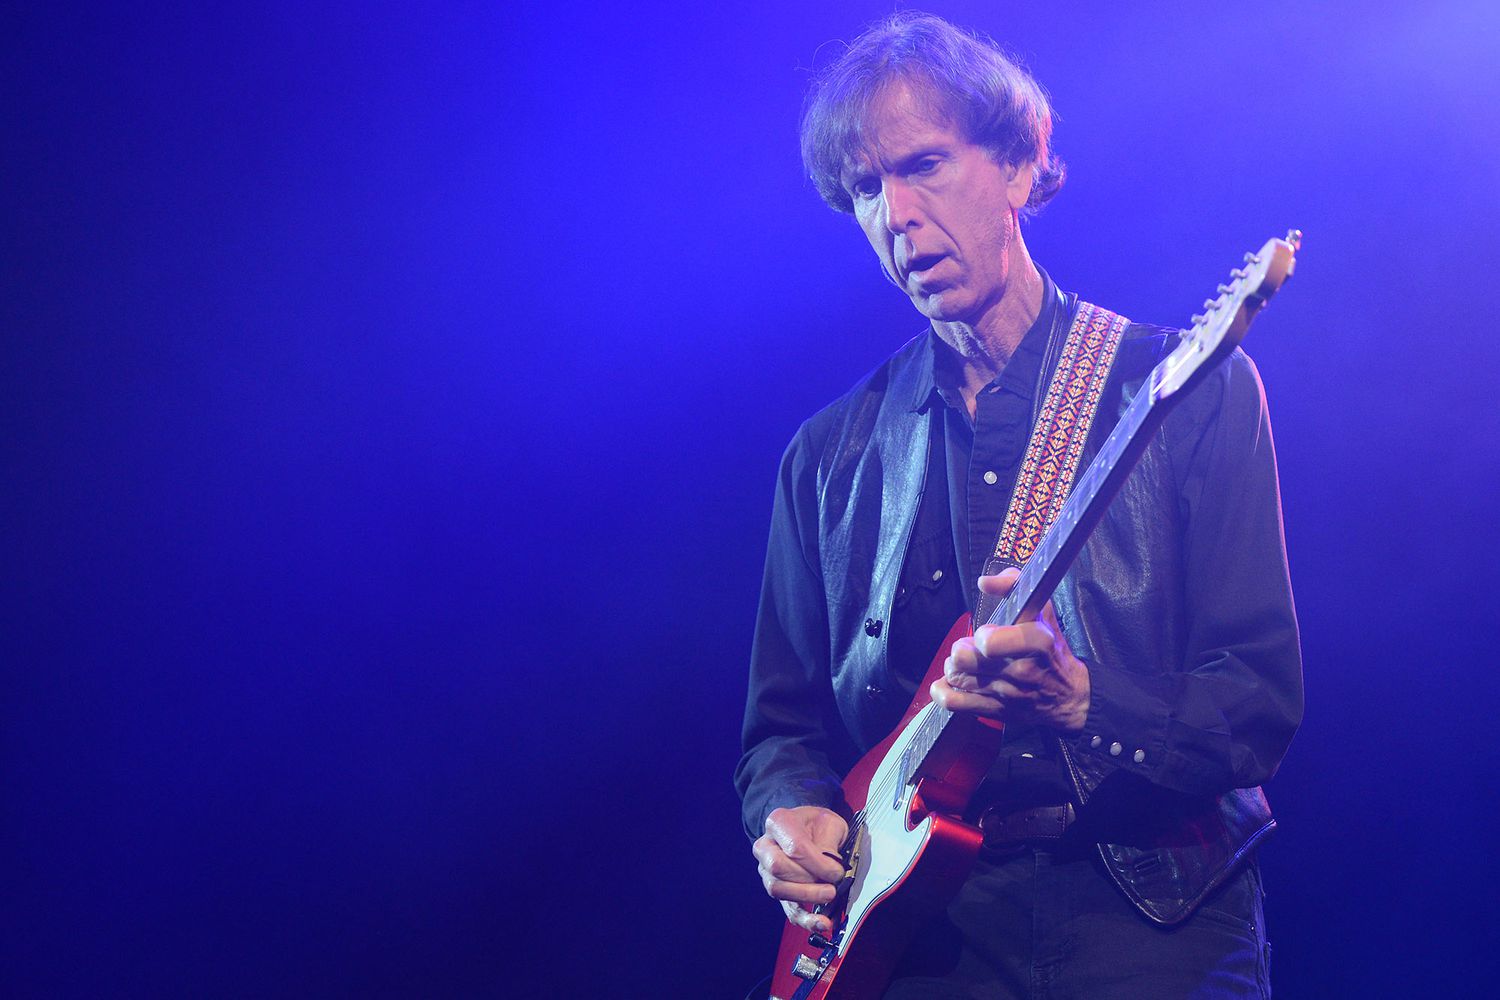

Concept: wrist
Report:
left=1059, top=658, right=1091, bottom=732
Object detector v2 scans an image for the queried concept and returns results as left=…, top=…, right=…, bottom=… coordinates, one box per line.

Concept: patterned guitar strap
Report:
left=973, top=301, right=1130, bottom=626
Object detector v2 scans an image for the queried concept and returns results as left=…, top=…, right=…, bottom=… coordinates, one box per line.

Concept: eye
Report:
left=912, top=157, right=940, bottom=176
left=849, top=176, right=880, bottom=201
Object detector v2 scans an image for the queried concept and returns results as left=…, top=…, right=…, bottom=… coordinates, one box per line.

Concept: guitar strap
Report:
left=974, top=300, right=1130, bottom=625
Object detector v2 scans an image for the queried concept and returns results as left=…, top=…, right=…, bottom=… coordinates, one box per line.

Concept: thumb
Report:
left=977, top=567, right=1022, bottom=596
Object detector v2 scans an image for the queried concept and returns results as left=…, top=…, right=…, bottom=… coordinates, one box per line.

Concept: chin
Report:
left=915, top=289, right=974, bottom=323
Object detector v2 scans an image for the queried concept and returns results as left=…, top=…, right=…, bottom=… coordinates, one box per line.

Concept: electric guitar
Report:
left=765, top=231, right=1302, bottom=1000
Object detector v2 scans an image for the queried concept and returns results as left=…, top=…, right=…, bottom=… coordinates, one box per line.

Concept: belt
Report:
left=978, top=801, right=1076, bottom=855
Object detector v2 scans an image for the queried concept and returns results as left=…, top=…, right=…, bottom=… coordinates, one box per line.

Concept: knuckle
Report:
left=769, top=857, right=804, bottom=881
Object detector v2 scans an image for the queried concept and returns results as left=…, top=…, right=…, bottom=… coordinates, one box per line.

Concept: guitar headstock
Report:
left=1151, top=229, right=1301, bottom=401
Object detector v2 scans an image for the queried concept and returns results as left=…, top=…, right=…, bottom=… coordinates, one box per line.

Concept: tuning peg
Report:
left=1216, top=283, right=1231, bottom=294
left=1285, top=229, right=1303, bottom=249
left=1229, top=268, right=1247, bottom=279
left=1191, top=313, right=1206, bottom=326
left=1243, top=252, right=1260, bottom=265
left=1202, top=299, right=1217, bottom=311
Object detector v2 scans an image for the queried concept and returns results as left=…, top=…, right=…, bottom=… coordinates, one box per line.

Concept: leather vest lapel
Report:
left=816, top=336, right=932, bottom=752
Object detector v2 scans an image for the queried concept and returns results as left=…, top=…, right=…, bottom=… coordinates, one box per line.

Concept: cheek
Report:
left=859, top=225, right=895, bottom=262
left=971, top=217, right=1014, bottom=272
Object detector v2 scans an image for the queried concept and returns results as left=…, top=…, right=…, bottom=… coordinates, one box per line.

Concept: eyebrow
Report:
left=841, top=143, right=953, bottom=190
left=893, top=146, right=950, bottom=171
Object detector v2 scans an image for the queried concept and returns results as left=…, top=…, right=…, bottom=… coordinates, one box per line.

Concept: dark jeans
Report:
left=882, top=846, right=1270, bottom=999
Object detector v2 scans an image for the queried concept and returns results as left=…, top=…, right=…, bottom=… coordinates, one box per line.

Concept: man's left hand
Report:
left=931, top=567, right=1091, bottom=733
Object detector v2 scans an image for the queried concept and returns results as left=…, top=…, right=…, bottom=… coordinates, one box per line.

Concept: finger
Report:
left=765, top=875, right=839, bottom=908
left=754, top=838, right=830, bottom=888
left=977, top=567, right=1022, bottom=596
left=948, top=652, right=1048, bottom=703
left=950, top=631, right=1018, bottom=673
left=781, top=900, right=835, bottom=936
left=946, top=637, right=982, bottom=678
left=777, top=840, right=846, bottom=884
left=974, top=621, right=1054, bottom=662
left=931, top=677, right=1005, bottom=716
left=946, top=649, right=1014, bottom=687
left=764, top=814, right=848, bottom=883
left=762, top=827, right=846, bottom=881
left=1040, top=598, right=1065, bottom=637
left=951, top=670, right=1032, bottom=700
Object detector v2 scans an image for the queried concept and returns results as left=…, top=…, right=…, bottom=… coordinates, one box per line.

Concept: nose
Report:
left=880, top=177, right=920, bottom=235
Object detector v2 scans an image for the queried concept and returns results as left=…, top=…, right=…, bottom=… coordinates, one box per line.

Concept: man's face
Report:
left=841, top=84, right=1034, bottom=327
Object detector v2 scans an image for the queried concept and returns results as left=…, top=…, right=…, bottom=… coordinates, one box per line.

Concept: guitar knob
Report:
left=792, top=955, right=824, bottom=981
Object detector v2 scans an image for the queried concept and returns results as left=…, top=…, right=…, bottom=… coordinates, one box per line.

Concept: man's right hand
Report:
left=752, top=805, right=850, bottom=936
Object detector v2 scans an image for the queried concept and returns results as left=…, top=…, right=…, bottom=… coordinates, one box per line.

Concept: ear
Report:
left=1003, top=159, right=1035, bottom=212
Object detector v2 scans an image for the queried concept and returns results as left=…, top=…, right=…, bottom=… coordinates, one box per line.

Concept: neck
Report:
left=934, top=246, right=1044, bottom=411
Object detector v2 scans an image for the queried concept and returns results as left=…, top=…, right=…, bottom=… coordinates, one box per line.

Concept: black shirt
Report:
left=885, top=272, right=1069, bottom=802
left=886, top=271, right=1062, bottom=694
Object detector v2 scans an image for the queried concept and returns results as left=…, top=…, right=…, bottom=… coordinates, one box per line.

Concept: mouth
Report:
left=903, top=252, right=946, bottom=279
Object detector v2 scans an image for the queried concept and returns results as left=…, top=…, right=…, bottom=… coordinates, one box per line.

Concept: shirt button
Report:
left=1133, top=749, right=1146, bottom=764
left=931, top=569, right=943, bottom=582
left=1090, top=736, right=1102, bottom=749
left=1109, top=742, right=1123, bottom=757
left=983, top=470, right=999, bottom=485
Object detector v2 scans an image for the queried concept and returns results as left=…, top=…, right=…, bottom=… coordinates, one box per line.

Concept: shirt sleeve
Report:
left=733, top=422, right=858, bottom=840
left=1067, top=349, right=1305, bottom=796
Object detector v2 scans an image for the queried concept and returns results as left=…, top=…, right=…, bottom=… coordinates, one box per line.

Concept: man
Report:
left=735, top=12, right=1303, bottom=999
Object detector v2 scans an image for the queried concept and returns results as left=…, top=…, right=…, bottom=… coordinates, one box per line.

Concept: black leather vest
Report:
left=812, top=303, right=1275, bottom=924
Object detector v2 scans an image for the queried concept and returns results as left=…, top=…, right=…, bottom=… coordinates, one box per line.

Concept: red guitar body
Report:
left=766, top=613, right=1005, bottom=1000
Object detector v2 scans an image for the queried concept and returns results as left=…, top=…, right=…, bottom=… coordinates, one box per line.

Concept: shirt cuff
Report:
left=1069, top=658, right=1228, bottom=793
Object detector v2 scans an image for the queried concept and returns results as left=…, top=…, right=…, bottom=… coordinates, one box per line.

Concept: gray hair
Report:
left=800, top=11, right=1064, bottom=215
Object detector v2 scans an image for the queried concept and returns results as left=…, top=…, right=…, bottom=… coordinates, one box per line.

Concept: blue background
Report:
left=7, top=1, right=1499, bottom=995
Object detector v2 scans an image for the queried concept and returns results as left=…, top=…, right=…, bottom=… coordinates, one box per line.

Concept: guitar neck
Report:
left=904, top=231, right=1298, bottom=784
left=897, top=357, right=1168, bottom=783
left=991, top=363, right=1164, bottom=629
